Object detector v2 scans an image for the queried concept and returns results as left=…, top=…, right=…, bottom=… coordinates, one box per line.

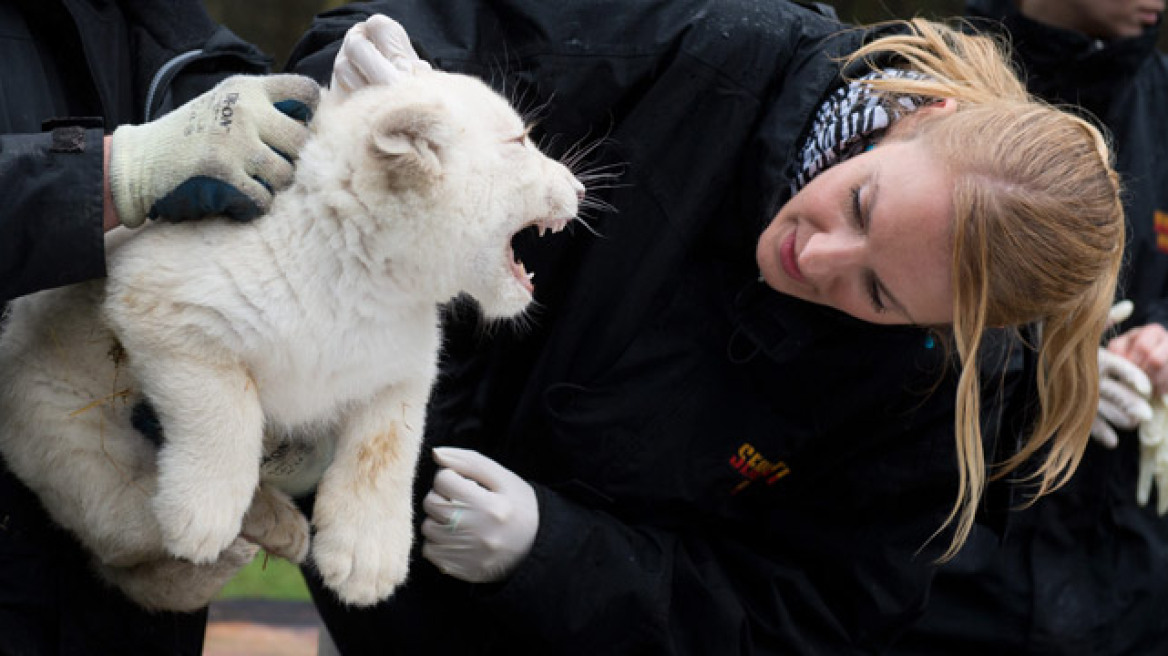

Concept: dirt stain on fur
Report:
left=356, top=423, right=400, bottom=485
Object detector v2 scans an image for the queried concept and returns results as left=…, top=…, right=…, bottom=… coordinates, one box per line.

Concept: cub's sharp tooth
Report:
left=539, top=224, right=548, bottom=237
left=553, top=220, right=566, bottom=233
left=527, top=271, right=535, bottom=280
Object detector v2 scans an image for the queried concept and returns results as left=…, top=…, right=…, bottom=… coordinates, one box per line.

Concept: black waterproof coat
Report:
left=0, top=2, right=270, bottom=653
left=893, top=2, right=1168, bottom=654
left=289, top=2, right=1025, bottom=653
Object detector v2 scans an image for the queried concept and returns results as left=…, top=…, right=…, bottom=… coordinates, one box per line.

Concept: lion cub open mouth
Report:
left=332, top=68, right=587, bottom=318
left=508, top=218, right=573, bottom=293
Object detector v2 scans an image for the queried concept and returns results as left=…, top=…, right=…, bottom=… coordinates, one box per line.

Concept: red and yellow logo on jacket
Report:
left=1155, top=210, right=1168, bottom=253
left=729, top=443, right=790, bottom=494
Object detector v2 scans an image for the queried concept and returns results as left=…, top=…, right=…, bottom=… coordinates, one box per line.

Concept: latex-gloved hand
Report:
left=1092, top=300, right=1154, bottom=448
left=1094, top=347, right=1154, bottom=448
left=1108, top=322, right=1168, bottom=394
left=420, top=447, right=538, bottom=583
left=1138, top=394, right=1168, bottom=515
left=109, top=74, right=321, bottom=227
left=330, top=14, right=431, bottom=98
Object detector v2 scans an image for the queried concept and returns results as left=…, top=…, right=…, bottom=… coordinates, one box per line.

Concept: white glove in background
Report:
left=1093, top=348, right=1154, bottom=448
left=110, top=74, right=320, bottom=227
left=420, top=447, right=539, bottom=583
left=330, top=15, right=431, bottom=98
left=1091, top=300, right=1154, bottom=448
left=1138, top=395, right=1168, bottom=515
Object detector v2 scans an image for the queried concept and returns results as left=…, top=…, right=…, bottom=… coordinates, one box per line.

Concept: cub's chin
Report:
left=464, top=213, right=576, bottom=319
left=473, top=281, right=535, bottom=320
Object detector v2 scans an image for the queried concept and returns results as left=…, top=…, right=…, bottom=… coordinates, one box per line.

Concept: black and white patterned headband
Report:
left=791, top=69, right=932, bottom=194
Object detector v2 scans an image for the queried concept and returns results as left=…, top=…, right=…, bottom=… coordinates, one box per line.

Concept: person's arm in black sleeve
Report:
left=0, top=125, right=106, bottom=302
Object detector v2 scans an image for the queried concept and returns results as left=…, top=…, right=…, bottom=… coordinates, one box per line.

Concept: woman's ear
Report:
left=921, top=97, right=958, bottom=116
left=887, top=97, right=958, bottom=138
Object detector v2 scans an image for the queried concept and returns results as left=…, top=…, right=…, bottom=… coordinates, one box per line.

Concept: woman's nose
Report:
left=798, top=232, right=864, bottom=282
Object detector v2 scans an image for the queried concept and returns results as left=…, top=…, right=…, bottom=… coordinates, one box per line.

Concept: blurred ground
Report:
left=204, top=599, right=324, bottom=656
left=203, top=552, right=325, bottom=655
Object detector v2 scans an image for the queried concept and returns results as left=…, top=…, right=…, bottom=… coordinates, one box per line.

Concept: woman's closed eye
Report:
left=848, top=184, right=887, bottom=314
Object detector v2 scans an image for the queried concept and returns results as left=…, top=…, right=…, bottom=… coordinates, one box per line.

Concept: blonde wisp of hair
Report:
left=845, top=19, right=1125, bottom=560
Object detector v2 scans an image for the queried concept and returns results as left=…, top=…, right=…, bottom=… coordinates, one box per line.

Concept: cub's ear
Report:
left=368, top=103, right=445, bottom=185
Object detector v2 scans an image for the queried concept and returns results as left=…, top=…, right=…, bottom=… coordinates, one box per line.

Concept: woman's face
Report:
left=1021, top=0, right=1164, bottom=39
left=756, top=135, right=955, bottom=326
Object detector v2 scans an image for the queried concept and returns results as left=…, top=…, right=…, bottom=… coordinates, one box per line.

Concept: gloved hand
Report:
left=1092, top=300, right=1154, bottom=448
left=1107, top=322, right=1168, bottom=394
left=1093, top=347, right=1154, bottom=448
left=330, top=14, right=431, bottom=98
left=1138, top=395, right=1168, bottom=515
left=420, top=447, right=539, bottom=583
left=109, top=74, right=321, bottom=227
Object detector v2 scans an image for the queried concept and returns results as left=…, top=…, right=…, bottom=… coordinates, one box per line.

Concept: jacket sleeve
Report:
left=0, top=127, right=106, bottom=302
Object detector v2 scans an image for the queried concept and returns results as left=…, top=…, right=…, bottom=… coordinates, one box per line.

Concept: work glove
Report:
left=420, top=447, right=539, bottom=583
left=1138, top=394, right=1168, bottom=515
left=1092, top=300, right=1154, bottom=448
left=330, top=14, right=431, bottom=98
left=109, top=74, right=321, bottom=227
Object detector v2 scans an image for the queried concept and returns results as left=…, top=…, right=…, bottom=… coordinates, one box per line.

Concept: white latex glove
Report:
left=110, top=74, right=320, bottom=227
left=420, top=447, right=539, bottom=583
left=1093, top=348, right=1155, bottom=448
left=330, top=15, right=431, bottom=98
left=1092, top=300, right=1154, bottom=448
left=1138, top=394, right=1168, bottom=515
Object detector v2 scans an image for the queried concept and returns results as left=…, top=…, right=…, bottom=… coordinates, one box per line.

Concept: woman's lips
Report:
left=780, top=231, right=805, bottom=283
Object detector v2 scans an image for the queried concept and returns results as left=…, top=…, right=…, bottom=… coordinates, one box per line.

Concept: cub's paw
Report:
left=242, top=485, right=310, bottom=563
left=154, top=483, right=251, bottom=564
left=310, top=517, right=412, bottom=606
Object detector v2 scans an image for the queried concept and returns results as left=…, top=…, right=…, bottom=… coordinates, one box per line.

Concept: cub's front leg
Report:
left=132, top=353, right=266, bottom=564
left=311, top=380, right=428, bottom=606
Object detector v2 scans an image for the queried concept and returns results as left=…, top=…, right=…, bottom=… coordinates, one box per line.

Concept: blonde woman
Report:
left=286, top=3, right=1123, bottom=653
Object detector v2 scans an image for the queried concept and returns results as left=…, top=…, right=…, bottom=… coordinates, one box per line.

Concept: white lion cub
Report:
left=0, top=70, right=583, bottom=608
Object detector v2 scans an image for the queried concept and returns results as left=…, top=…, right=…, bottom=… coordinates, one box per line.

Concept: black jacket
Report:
left=289, top=2, right=1024, bottom=653
left=0, top=2, right=270, bottom=654
left=0, top=0, right=271, bottom=302
left=893, top=3, right=1168, bottom=655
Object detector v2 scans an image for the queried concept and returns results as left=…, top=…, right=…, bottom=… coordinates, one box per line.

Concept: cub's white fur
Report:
left=0, top=70, right=582, bottom=609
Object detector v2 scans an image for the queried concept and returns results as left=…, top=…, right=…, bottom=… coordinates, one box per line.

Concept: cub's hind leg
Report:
left=0, top=284, right=169, bottom=568
left=98, top=484, right=310, bottom=612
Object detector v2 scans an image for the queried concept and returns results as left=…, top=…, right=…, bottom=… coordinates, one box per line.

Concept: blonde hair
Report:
left=845, top=19, right=1125, bottom=560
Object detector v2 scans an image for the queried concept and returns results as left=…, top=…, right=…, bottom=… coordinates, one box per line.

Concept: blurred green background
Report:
left=217, top=550, right=312, bottom=601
